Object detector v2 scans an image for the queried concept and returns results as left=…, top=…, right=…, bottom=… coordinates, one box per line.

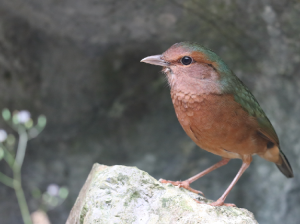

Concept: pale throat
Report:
left=162, top=67, right=223, bottom=96
left=163, top=67, right=176, bottom=87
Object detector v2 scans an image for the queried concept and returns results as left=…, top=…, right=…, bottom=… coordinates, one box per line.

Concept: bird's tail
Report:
left=276, top=151, right=293, bottom=178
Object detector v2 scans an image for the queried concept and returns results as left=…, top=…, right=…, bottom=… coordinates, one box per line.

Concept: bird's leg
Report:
left=210, top=157, right=252, bottom=207
left=159, top=158, right=230, bottom=195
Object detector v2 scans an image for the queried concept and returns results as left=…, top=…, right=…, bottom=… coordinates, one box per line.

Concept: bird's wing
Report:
left=256, top=117, right=279, bottom=145
left=233, top=79, right=279, bottom=145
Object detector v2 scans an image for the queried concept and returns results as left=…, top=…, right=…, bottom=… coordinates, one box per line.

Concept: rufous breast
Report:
left=171, top=90, right=269, bottom=159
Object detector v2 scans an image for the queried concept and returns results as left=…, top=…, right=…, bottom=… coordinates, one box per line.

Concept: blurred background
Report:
left=0, top=0, right=299, bottom=223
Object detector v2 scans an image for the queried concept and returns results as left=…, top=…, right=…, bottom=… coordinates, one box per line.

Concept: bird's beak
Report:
left=140, top=55, right=169, bottom=67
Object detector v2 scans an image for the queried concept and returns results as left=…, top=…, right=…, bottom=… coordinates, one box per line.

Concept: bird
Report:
left=140, top=42, right=293, bottom=207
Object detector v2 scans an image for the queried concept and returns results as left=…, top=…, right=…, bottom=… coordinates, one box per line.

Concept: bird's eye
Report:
left=181, top=56, right=193, bottom=65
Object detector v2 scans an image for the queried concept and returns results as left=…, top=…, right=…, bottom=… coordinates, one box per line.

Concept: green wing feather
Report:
left=194, top=43, right=280, bottom=145
left=230, top=78, right=279, bottom=144
left=228, top=75, right=294, bottom=177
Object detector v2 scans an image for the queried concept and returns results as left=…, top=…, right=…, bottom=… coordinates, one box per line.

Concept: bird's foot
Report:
left=209, top=199, right=236, bottom=207
left=159, top=178, right=204, bottom=195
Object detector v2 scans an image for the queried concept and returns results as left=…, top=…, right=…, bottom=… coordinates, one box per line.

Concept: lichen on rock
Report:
left=67, top=164, right=258, bottom=224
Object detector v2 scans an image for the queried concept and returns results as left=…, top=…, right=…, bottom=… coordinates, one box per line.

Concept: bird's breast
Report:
left=171, top=90, right=265, bottom=159
left=171, top=91, right=227, bottom=138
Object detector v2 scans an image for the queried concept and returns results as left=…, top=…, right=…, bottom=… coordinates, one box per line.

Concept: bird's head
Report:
left=141, top=42, right=234, bottom=95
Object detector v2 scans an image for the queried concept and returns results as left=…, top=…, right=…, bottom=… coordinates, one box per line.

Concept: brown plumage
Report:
left=141, top=42, right=293, bottom=206
left=172, top=92, right=269, bottom=160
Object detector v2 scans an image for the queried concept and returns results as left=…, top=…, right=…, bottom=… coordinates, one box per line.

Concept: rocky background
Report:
left=0, top=0, right=299, bottom=223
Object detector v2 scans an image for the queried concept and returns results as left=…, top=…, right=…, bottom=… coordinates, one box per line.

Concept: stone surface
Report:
left=0, top=1, right=299, bottom=224
left=67, top=164, right=258, bottom=224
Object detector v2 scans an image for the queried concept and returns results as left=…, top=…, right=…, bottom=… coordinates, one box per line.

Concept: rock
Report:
left=67, top=164, right=258, bottom=224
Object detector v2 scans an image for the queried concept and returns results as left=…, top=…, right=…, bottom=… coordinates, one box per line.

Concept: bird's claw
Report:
left=209, top=199, right=236, bottom=207
left=159, top=178, right=204, bottom=196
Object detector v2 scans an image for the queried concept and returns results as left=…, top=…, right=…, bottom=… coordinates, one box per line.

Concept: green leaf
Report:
left=37, top=115, right=47, bottom=128
left=2, top=109, right=11, bottom=121
left=12, top=113, right=19, bottom=124
left=25, top=119, right=33, bottom=129
left=59, top=187, right=69, bottom=199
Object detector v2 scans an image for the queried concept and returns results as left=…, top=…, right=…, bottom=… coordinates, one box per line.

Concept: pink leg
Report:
left=210, top=157, right=252, bottom=207
left=159, top=158, right=230, bottom=195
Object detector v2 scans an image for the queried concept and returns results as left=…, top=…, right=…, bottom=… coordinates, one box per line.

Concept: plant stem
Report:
left=4, top=149, right=15, bottom=168
left=12, top=126, right=33, bottom=224
left=0, top=171, right=14, bottom=188
left=13, top=172, right=33, bottom=224
left=15, top=126, right=28, bottom=169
